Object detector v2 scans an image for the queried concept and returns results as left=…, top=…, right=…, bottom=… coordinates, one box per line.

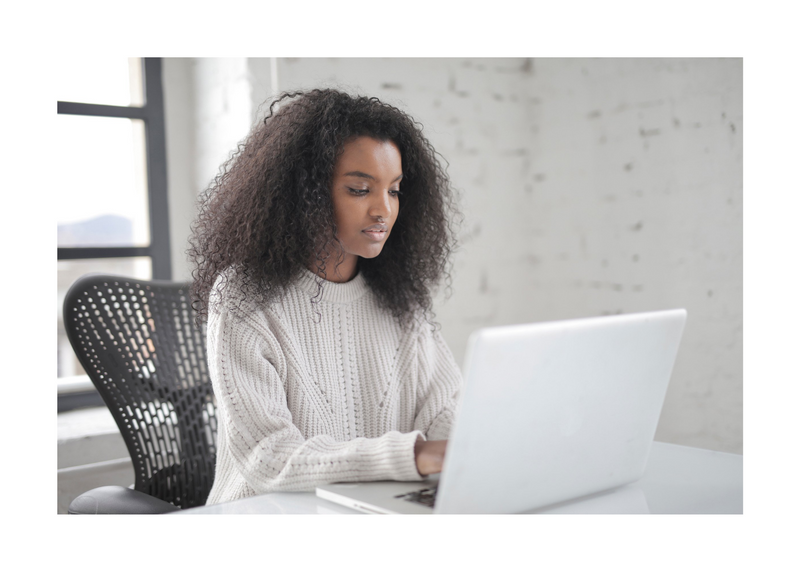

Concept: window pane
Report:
left=56, top=114, right=150, bottom=247
left=57, top=57, right=143, bottom=107
left=57, top=257, right=153, bottom=378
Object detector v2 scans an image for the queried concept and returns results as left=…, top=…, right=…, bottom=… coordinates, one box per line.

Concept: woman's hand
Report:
left=414, top=439, right=448, bottom=476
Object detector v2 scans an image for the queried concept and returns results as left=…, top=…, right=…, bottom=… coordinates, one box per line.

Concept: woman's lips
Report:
left=362, top=230, right=387, bottom=241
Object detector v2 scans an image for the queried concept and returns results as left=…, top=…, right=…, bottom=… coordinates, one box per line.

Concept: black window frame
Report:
left=57, top=57, right=171, bottom=412
left=57, top=57, right=172, bottom=279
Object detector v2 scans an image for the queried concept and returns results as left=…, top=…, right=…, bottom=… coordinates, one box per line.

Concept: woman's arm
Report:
left=413, top=324, right=463, bottom=442
left=208, top=303, right=425, bottom=493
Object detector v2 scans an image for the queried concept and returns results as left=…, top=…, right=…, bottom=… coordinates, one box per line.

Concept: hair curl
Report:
left=188, top=88, right=464, bottom=332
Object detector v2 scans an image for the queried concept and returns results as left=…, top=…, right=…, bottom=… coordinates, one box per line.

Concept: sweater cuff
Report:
left=360, top=430, right=426, bottom=482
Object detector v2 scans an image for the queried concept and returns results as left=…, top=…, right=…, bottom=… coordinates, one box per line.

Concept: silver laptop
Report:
left=316, top=309, right=687, bottom=514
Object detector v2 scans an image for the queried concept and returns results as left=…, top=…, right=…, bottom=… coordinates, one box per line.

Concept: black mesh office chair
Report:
left=63, top=274, right=218, bottom=514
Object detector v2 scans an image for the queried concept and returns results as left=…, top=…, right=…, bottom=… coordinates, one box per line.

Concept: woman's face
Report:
left=315, top=136, right=403, bottom=282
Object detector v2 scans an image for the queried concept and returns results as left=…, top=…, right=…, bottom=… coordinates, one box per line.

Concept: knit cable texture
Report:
left=205, top=267, right=463, bottom=504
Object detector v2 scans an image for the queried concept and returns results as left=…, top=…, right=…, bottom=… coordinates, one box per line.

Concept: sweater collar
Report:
left=294, top=265, right=370, bottom=303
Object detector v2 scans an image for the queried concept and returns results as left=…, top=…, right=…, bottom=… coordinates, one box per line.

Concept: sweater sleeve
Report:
left=208, top=302, right=425, bottom=494
left=413, top=324, right=463, bottom=441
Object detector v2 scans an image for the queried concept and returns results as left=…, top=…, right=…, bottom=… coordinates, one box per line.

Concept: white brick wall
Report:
left=165, top=57, right=742, bottom=454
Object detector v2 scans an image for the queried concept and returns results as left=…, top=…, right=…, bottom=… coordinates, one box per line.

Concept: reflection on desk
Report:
left=179, top=441, right=742, bottom=515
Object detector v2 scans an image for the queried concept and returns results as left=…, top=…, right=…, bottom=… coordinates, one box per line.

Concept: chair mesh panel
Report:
left=63, top=274, right=218, bottom=509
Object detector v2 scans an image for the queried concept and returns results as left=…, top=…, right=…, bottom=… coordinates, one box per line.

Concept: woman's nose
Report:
left=368, top=190, right=393, bottom=218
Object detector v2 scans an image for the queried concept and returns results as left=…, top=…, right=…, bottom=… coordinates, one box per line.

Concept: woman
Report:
left=189, top=88, right=465, bottom=504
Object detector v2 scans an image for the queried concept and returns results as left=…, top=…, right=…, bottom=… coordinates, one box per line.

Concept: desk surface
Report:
left=181, top=441, right=742, bottom=514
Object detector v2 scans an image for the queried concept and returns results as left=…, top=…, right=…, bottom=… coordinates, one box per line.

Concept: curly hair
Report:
left=188, top=88, right=464, bottom=332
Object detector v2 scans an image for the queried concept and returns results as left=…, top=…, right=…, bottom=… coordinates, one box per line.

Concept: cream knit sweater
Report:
left=205, top=266, right=463, bottom=504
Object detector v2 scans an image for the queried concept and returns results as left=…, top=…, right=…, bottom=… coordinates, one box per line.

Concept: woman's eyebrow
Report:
left=343, top=171, right=403, bottom=182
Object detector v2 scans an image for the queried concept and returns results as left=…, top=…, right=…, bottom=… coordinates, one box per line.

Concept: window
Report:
left=57, top=57, right=171, bottom=411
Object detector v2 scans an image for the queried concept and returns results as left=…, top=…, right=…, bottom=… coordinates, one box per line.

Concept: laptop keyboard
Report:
left=394, top=485, right=438, bottom=508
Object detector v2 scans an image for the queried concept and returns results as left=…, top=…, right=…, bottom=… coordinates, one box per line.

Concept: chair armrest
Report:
left=68, top=486, right=181, bottom=514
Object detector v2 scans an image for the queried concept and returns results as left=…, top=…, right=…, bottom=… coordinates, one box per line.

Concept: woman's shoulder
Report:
left=208, top=266, right=266, bottom=316
left=408, top=312, right=445, bottom=348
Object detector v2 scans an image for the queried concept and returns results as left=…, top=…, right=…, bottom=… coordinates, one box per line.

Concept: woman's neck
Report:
left=306, top=257, right=359, bottom=283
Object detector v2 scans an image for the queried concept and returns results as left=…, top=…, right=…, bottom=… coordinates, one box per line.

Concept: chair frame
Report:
left=63, top=274, right=217, bottom=513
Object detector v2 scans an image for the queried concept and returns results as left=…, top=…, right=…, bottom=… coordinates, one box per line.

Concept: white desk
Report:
left=180, top=441, right=742, bottom=514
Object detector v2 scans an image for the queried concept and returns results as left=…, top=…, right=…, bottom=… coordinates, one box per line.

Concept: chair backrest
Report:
left=63, top=274, right=217, bottom=509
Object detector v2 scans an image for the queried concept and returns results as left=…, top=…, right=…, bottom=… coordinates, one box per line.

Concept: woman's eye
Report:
left=347, top=188, right=401, bottom=197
